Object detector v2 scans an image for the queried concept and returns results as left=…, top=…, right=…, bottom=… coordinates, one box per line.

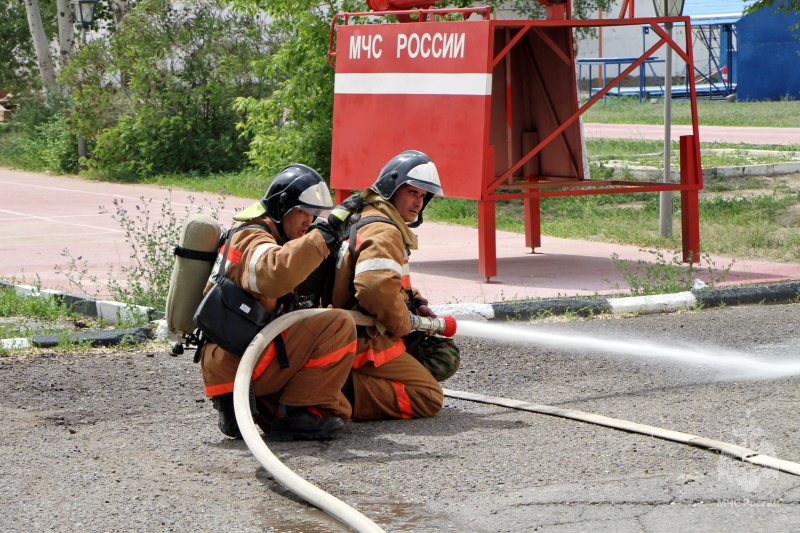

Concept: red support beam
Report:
left=522, top=131, right=541, bottom=251
left=478, top=199, right=497, bottom=280
left=680, top=135, right=701, bottom=263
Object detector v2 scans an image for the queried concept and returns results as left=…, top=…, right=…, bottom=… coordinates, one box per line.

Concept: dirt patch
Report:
left=702, top=172, right=800, bottom=199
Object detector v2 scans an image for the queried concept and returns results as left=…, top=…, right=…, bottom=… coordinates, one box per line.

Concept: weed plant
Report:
left=56, top=194, right=228, bottom=310
left=605, top=249, right=734, bottom=296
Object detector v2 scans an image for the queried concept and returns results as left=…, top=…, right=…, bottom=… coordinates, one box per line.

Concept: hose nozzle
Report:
left=409, top=314, right=457, bottom=337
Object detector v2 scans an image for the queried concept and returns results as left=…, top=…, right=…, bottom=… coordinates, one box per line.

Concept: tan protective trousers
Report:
left=201, top=310, right=356, bottom=421
left=351, top=351, right=443, bottom=421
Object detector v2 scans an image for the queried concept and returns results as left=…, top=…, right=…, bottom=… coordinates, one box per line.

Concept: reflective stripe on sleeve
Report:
left=355, top=257, right=403, bottom=277
left=247, top=243, right=278, bottom=293
left=401, top=263, right=411, bottom=288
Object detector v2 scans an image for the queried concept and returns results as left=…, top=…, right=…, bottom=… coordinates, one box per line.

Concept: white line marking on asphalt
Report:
left=0, top=180, right=242, bottom=214
left=0, top=208, right=123, bottom=233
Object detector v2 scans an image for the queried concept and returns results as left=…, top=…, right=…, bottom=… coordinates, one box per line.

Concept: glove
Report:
left=328, top=194, right=367, bottom=230
left=313, top=195, right=367, bottom=254
left=313, top=219, right=344, bottom=254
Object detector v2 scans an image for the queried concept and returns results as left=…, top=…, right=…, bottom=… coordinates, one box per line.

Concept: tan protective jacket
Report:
left=207, top=217, right=329, bottom=314
left=331, top=201, right=426, bottom=368
left=200, top=218, right=356, bottom=423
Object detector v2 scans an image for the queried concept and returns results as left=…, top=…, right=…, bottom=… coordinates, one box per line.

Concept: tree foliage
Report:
left=58, top=0, right=278, bottom=179
left=233, top=1, right=366, bottom=179
left=746, top=0, right=800, bottom=15
left=1, top=0, right=58, bottom=97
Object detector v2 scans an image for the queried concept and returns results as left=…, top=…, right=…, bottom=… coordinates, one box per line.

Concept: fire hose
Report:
left=232, top=309, right=454, bottom=533
left=233, top=309, right=800, bottom=533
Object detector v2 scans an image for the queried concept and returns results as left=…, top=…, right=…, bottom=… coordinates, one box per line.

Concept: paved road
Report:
left=2, top=303, right=799, bottom=531
left=584, top=123, right=800, bottom=145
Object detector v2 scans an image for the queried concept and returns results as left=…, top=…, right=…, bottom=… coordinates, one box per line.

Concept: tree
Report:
left=745, top=0, right=800, bottom=35
left=56, top=0, right=73, bottom=67
left=59, top=0, right=279, bottom=178
left=23, top=0, right=59, bottom=94
left=746, top=0, right=800, bottom=14
left=0, top=0, right=51, bottom=96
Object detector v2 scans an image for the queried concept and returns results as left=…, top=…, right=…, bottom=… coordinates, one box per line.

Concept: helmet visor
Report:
left=295, top=180, right=334, bottom=218
left=406, top=161, right=444, bottom=197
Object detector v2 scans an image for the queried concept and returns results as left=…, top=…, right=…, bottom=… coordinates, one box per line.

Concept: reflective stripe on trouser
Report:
left=201, top=310, right=357, bottom=422
left=352, top=337, right=406, bottom=369
left=349, top=351, right=443, bottom=421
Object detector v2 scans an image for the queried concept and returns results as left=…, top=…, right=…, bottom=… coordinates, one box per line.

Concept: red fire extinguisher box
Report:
left=330, top=18, right=583, bottom=201
left=329, top=12, right=702, bottom=278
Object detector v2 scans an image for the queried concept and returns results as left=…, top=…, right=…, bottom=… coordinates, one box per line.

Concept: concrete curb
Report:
left=0, top=281, right=164, bottom=324
left=2, top=280, right=799, bottom=349
left=430, top=281, right=800, bottom=322
left=0, top=280, right=163, bottom=350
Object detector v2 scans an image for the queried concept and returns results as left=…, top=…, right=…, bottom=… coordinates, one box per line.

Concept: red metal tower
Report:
left=329, top=2, right=702, bottom=280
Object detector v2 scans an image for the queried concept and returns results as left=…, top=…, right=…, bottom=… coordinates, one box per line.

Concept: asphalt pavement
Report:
left=2, top=126, right=800, bottom=531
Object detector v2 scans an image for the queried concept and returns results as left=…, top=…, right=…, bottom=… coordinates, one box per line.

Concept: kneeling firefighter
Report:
left=199, top=164, right=358, bottom=441
left=331, top=150, right=461, bottom=421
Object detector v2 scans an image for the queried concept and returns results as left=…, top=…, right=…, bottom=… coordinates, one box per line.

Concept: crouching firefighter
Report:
left=198, top=164, right=359, bottom=441
left=331, top=150, right=461, bottom=421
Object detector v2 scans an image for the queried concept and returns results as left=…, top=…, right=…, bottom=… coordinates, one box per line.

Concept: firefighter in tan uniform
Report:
left=200, top=164, right=357, bottom=441
left=332, top=150, right=460, bottom=420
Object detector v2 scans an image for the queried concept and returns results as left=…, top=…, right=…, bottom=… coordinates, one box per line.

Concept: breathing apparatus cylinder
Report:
left=165, top=214, right=223, bottom=336
left=409, top=313, right=457, bottom=337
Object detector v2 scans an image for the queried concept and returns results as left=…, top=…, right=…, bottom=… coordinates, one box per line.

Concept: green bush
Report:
left=0, top=96, right=79, bottom=174
left=89, top=108, right=248, bottom=180
left=59, top=0, right=277, bottom=181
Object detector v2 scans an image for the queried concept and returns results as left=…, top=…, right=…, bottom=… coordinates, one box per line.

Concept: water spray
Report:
left=454, top=320, right=800, bottom=381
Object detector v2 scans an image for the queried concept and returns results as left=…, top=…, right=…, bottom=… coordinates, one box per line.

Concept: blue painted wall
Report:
left=736, top=8, right=800, bottom=100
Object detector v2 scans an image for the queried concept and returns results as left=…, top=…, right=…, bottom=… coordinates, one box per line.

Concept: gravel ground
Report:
left=2, top=303, right=800, bottom=532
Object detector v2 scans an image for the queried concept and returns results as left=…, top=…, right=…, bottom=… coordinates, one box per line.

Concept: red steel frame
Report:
left=328, top=8, right=703, bottom=280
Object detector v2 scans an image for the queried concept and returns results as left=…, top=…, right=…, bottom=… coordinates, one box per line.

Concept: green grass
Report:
left=140, top=168, right=271, bottom=200
left=0, top=285, right=97, bottom=340
left=582, top=98, right=800, bottom=128
left=591, top=146, right=800, bottom=170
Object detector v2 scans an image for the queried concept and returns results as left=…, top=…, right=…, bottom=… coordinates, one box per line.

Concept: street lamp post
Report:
left=70, top=0, right=98, bottom=166
left=653, top=0, right=686, bottom=238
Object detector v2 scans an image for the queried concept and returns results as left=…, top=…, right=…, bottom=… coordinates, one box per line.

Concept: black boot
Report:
left=270, top=404, right=344, bottom=442
left=211, top=393, right=242, bottom=439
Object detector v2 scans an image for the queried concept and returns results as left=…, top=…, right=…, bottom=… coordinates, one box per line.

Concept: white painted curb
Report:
left=607, top=291, right=697, bottom=315
left=1, top=338, right=31, bottom=350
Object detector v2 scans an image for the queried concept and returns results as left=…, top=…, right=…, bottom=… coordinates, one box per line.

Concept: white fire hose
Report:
left=234, top=309, right=800, bottom=533
left=233, top=309, right=384, bottom=533
left=233, top=309, right=454, bottom=532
